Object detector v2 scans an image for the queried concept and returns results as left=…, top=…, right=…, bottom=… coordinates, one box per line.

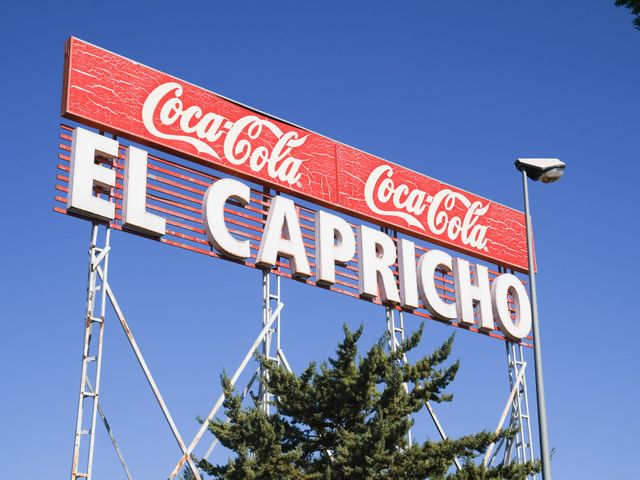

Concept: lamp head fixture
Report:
left=515, top=158, right=565, bottom=183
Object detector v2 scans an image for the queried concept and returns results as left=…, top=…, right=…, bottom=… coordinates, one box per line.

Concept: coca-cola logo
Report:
left=142, top=82, right=308, bottom=186
left=364, top=165, right=489, bottom=251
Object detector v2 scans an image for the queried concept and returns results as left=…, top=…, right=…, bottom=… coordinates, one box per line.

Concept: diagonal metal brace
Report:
left=425, top=401, right=463, bottom=471
left=91, top=246, right=111, bottom=271
left=202, top=367, right=260, bottom=461
left=85, top=378, right=133, bottom=480
left=483, top=362, right=528, bottom=466
left=168, top=301, right=284, bottom=479
left=96, top=267, right=203, bottom=480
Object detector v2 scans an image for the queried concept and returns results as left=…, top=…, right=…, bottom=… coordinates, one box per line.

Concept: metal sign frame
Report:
left=53, top=33, right=542, bottom=480
left=55, top=125, right=532, bottom=346
left=56, top=126, right=536, bottom=480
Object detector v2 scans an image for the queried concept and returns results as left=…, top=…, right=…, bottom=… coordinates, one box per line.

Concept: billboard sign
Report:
left=55, top=125, right=532, bottom=343
left=62, top=37, right=530, bottom=272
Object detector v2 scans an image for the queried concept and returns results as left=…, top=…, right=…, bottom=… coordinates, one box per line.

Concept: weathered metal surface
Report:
left=62, top=37, right=531, bottom=271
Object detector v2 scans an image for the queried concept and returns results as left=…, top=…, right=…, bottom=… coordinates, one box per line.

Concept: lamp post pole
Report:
left=521, top=169, right=552, bottom=480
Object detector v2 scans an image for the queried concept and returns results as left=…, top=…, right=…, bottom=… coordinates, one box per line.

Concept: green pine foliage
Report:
left=616, top=0, right=640, bottom=29
left=197, top=324, right=539, bottom=479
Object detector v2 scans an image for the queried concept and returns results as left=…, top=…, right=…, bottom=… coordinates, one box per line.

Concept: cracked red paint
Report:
left=62, top=37, right=531, bottom=272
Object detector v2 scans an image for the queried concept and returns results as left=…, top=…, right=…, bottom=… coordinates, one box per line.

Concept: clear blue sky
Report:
left=1, top=1, right=638, bottom=478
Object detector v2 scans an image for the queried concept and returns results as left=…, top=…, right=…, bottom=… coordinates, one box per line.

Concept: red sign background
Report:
left=62, top=37, right=530, bottom=271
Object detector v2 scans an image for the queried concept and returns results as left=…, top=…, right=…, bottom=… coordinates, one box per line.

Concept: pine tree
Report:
left=197, top=324, right=539, bottom=479
left=616, top=0, right=640, bottom=30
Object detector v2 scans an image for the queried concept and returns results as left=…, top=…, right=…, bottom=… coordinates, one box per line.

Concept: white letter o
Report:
left=491, top=274, right=532, bottom=341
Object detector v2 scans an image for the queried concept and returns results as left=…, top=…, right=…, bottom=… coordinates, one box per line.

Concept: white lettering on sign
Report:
left=67, top=128, right=117, bottom=221
left=203, top=178, right=252, bottom=260
left=356, top=225, right=401, bottom=305
left=491, top=274, right=532, bottom=341
left=364, top=165, right=490, bottom=251
left=122, top=146, right=166, bottom=236
left=65, top=127, right=534, bottom=341
left=142, top=82, right=308, bottom=186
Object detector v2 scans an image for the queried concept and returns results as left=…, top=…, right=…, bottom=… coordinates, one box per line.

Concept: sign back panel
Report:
left=62, top=37, right=530, bottom=272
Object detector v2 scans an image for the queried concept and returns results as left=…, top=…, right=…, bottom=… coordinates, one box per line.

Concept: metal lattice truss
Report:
left=71, top=223, right=536, bottom=480
left=61, top=127, right=536, bottom=479
left=484, top=342, right=536, bottom=479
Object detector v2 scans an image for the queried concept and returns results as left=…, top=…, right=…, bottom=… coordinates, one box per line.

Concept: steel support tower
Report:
left=71, top=223, right=111, bottom=480
left=258, top=270, right=283, bottom=415
left=502, top=342, right=536, bottom=476
left=67, top=207, right=536, bottom=480
left=385, top=306, right=413, bottom=446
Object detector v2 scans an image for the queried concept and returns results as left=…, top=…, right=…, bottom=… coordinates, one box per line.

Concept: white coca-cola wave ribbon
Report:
left=365, top=165, right=490, bottom=251
left=142, top=82, right=307, bottom=186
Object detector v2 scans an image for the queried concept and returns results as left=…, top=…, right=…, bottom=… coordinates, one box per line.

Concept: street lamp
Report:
left=516, top=158, right=565, bottom=184
left=515, top=158, right=565, bottom=480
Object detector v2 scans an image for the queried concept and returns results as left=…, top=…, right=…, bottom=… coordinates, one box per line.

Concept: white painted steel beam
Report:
left=97, top=267, right=203, bottom=480
left=168, top=299, right=284, bottom=479
left=483, top=362, right=528, bottom=466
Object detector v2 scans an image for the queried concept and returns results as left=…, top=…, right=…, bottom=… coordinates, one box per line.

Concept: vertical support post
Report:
left=386, top=306, right=461, bottom=474
left=384, top=227, right=414, bottom=447
left=84, top=379, right=134, bottom=480
left=383, top=227, right=415, bottom=447
left=383, top=228, right=459, bottom=469
left=71, top=223, right=111, bottom=480
left=385, top=307, right=403, bottom=354
left=259, top=270, right=281, bottom=415
left=385, top=306, right=413, bottom=447
left=522, top=169, right=552, bottom=480
left=493, top=341, right=535, bottom=478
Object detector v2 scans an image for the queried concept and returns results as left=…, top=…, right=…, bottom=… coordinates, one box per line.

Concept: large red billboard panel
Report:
left=62, top=37, right=530, bottom=271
